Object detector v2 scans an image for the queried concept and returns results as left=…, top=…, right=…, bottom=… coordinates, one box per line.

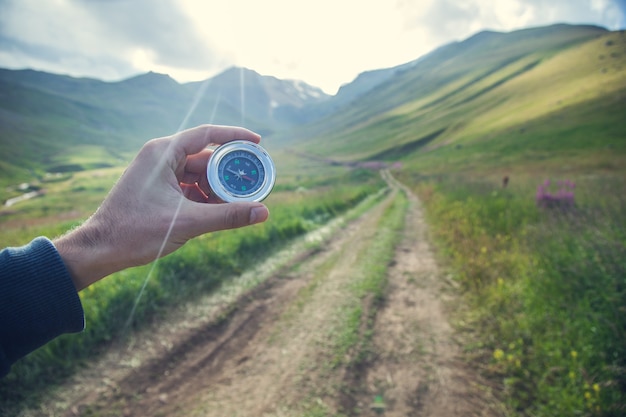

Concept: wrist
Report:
left=53, top=218, right=126, bottom=291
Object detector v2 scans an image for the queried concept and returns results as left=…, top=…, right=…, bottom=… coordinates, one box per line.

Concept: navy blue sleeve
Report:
left=0, top=237, right=85, bottom=377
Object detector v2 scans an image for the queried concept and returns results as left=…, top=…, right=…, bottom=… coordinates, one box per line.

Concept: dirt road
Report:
left=25, top=172, right=497, bottom=417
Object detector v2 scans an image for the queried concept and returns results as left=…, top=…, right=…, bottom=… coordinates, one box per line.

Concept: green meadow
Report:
left=0, top=157, right=386, bottom=408
left=1, top=25, right=625, bottom=416
left=288, top=27, right=626, bottom=416
left=391, top=32, right=626, bottom=416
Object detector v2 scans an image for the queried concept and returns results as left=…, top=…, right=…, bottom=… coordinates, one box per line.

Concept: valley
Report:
left=1, top=23, right=625, bottom=416
left=19, top=171, right=496, bottom=417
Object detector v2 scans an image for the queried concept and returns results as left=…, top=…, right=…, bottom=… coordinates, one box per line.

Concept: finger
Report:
left=178, top=202, right=269, bottom=237
left=206, top=191, right=223, bottom=204
left=179, top=149, right=213, bottom=184
left=173, top=124, right=261, bottom=157
left=180, top=183, right=209, bottom=203
left=184, top=149, right=214, bottom=175
left=180, top=179, right=218, bottom=204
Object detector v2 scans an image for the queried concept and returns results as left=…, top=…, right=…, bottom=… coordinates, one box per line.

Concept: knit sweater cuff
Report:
left=0, top=237, right=85, bottom=376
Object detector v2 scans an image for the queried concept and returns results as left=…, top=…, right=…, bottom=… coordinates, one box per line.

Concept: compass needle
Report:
left=207, top=141, right=276, bottom=203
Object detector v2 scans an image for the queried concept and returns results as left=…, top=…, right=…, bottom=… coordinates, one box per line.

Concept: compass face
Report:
left=218, top=150, right=265, bottom=196
left=207, top=141, right=276, bottom=202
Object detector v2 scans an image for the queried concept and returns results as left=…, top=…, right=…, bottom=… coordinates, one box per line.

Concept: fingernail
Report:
left=249, top=206, right=268, bottom=224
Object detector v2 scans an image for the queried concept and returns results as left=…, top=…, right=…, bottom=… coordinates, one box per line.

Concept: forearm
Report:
left=0, top=238, right=85, bottom=376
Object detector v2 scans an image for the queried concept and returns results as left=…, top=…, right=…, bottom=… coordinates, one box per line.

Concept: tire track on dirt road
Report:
left=28, top=171, right=497, bottom=417
left=346, top=170, right=499, bottom=416
left=59, top=178, right=400, bottom=417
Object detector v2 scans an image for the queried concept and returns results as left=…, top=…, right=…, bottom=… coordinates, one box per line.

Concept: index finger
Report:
left=172, top=124, right=261, bottom=157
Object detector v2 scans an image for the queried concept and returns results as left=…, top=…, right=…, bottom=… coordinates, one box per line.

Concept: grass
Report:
left=291, top=30, right=624, bottom=168
left=286, top=26, right=607, bottom=157
left=366, top=31, right=626, bottom=417
left=2, top=24, right=625, bottom=417
left=0, top=165, right=385, bottom=414
left=0, top=167, right=125, bottom=243
left=410, top=172, right=625, bottom=416
left=322, top=189, right=407, bottom=368
left=276, top=186, right=408, bottom=417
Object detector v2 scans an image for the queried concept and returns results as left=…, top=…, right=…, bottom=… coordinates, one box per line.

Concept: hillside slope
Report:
left=2, top=24, right=623, bottom=193
left=282, top=24, right=621, bottom=166
left=0, top=67, right=327, bottom=188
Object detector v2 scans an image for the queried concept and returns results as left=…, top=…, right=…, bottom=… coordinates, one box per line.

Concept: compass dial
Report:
left=207, top=141, right=276, bottom=202
left=219, top=150, right=264, bottom=195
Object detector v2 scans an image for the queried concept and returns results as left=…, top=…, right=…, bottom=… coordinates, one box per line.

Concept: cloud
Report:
left=177, top=0, right=432, bottom=92
left=402, top=0, right=625, bottom=46
left=0, top=0, right=623, bottom=93
left=0, top=0, right=223, bottom=80
left=76, top=0, right=218, bottom=69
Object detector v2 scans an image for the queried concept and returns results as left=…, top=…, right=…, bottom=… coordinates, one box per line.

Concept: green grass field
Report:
left=1, top=26, right=624, bottom=417
left=0, top=159, right=386, bottom=409
left=407, top=173, right=625, bottom=416
left=381, top=31, right=626, bottom=417
left=277, top=28, right=626, bottom=416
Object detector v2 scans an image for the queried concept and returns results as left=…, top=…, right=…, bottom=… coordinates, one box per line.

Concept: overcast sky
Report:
left=0, top=0, right=624, bottom=94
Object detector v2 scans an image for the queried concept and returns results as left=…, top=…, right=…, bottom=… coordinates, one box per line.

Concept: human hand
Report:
left=54, top=125, right=270, bottom=291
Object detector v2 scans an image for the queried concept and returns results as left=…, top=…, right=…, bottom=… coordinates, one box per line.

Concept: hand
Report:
left=54, top=125, right=270, bottom=291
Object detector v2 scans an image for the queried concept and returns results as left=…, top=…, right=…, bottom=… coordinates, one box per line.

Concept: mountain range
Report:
left=0, top=23, right=624, bottom=188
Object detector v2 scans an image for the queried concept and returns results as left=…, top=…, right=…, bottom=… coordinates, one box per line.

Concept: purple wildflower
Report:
left=536, top=179, right=576, bottom=210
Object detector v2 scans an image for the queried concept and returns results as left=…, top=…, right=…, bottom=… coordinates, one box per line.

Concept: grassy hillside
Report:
left=0, top=67, right=325, bottom=199
left=285, top=24, right=613, bottom=161
left=1, top=23, right=624, bottom=416
left=281, top=26, right=626, bottom=416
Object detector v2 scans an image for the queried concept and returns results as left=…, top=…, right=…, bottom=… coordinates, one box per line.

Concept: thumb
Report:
left=179, top=201, right=270, bottom=237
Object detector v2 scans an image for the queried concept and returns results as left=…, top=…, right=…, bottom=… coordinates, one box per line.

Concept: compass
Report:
left=206, top=140, right=276, bottom=203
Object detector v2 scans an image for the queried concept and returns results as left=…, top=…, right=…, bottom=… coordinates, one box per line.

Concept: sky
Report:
left=0, top=0, right=624, bottom=94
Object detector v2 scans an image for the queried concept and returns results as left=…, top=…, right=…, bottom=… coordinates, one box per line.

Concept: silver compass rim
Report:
left=206, top=140, right=276, bottom=203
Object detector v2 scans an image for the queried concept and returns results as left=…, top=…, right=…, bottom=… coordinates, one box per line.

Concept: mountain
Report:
left=0, top=67, right=328, bottom=184
left=183, top=67, right=328, bottom=128
left=1, top=23, right=623, bottom=192
left=278, top=24, right=608, bottom=149
left=294, top=45, right=442, bottom=123
left=279, top=24, right=619, bottom=160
